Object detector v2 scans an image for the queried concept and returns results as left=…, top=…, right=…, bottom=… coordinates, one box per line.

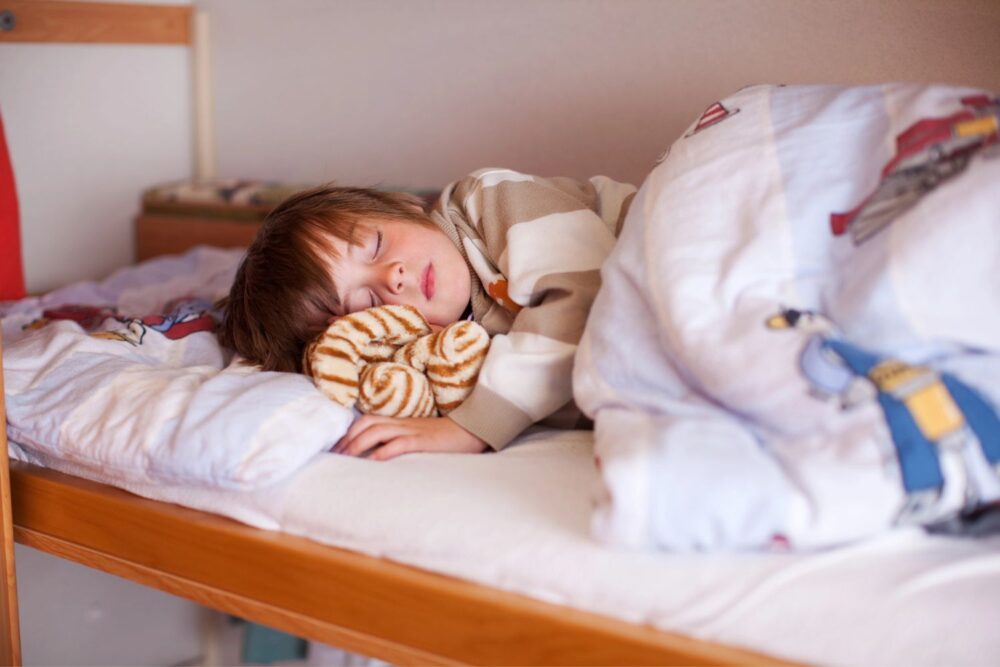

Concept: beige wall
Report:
left=0, top=40, right=192, bottom=293
left=5, top=0, right=1000, bottom=287
left=203, top=0, right=1000, bottom=189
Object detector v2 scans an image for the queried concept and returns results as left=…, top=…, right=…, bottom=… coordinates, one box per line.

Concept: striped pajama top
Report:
left=430, top=168, right=636, bottom=450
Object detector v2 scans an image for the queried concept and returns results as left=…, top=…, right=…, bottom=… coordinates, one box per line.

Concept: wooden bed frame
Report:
left=0, top=280, right=792, bottom=667
left=0, top=3, right=797, bottom=665
left=0, top=262, right=794, bottom=667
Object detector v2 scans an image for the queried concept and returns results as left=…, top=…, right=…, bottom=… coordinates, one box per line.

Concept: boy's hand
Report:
left=333, top=415, right=489, bottom=461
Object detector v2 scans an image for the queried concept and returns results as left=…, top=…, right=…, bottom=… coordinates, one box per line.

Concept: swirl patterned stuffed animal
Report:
left=303, top=305, right=490, bottom=418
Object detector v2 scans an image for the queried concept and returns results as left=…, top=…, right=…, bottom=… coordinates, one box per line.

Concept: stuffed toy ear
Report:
left=394, top=320, right=490, bottom=414
left=304, top=305, right=431, bottom=408
left=357, top=363, right=436, bottom=417
left=304, top=305, right=491, bottom=419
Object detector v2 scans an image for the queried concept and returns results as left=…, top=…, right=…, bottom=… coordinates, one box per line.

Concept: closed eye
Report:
left=372, top=230, right=383, bottom=259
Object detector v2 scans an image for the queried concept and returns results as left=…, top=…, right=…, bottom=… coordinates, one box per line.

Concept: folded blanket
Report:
left=574, top=84, right=1000, bottom=551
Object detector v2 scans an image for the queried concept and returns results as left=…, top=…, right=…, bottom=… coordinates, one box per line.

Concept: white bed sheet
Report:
left=14, top=428, right=999, bottom=667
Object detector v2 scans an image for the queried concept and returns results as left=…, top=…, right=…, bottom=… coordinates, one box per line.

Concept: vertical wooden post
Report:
left=192, top=9, right=216, bottom=183
left=0, top=330, right=22, bottom=665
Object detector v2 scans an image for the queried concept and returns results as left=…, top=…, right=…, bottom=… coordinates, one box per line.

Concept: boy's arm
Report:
left=445, top=268, right=603, bottom=449
left=442, top=170, right=628, bottom=450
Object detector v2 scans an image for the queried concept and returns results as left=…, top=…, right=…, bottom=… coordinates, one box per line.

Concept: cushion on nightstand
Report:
left=141, top=179, right=311, bottom=221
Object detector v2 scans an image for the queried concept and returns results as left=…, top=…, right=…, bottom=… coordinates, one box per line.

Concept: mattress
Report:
left=13, top=429, right=999, bottom=667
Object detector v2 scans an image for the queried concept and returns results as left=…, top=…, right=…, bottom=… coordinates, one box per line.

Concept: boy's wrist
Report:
left=442, top=416, right=489, bottom=453
left=446, top=385, right=534, bottom=451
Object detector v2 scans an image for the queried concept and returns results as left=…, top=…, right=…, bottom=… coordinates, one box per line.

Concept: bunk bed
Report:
left=0, top=198, right=790, bottom=667
left=4, top=5, right=1000, bottom=667
left=0, top=4, right=787, bottom=664
left=4, top=242, right=999, bottom=667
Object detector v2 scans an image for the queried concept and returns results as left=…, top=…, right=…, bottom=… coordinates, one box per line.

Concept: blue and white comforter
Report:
left=574, top=84, right=1000, bottom=551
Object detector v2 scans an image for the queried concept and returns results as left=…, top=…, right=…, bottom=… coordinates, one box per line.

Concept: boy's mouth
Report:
left=421, top=263, right=435, bottom=300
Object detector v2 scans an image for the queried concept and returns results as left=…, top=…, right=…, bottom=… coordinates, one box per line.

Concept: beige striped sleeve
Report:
left=440, top=169, right=634, bottom=450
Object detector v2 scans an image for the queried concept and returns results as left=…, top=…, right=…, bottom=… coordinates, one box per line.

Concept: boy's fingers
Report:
left=368, top=440, right=414, bottom=461
left=336, top=414, right=388, bottom=452
left=336, top=432, right=375, bottom=457
left=339, top=422, right=408, bottom=457
left=336, top=428, right=375, bottom=457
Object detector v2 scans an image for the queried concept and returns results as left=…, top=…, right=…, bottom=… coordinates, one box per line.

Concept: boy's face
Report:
left=326, top=218, right=472, bottom=327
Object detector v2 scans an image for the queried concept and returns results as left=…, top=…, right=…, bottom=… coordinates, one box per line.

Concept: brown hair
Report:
left=218, top=184, right=433, bottom=373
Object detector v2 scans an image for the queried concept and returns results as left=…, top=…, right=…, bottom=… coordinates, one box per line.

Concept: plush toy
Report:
left=303, top=305, right=490, bottom=418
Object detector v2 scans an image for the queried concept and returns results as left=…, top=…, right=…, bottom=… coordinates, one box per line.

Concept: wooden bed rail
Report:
left=0, top=331, right=22, bottom=665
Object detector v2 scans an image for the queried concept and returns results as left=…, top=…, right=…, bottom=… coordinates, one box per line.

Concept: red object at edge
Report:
left=0, top=109, right=26, bottom=301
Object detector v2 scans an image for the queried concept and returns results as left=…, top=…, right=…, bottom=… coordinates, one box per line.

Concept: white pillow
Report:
left=2, top=247, right=353, bottom=489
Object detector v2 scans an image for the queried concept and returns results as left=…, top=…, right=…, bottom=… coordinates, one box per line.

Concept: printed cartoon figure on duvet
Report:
left=767, top=309, right=1000, bottom=528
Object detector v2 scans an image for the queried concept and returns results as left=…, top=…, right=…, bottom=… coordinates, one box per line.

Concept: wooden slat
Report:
left=0, top=1, right=191, bottom=45
left=10, top=463, right=792, bottom=667
left=0, top=332, right=22, bottom=666
left=15, top=528, right=455, bottom=667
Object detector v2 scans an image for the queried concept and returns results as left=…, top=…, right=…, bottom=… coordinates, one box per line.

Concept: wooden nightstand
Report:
left=134, top=181, right=442, bottom=261
left=134, top=180, right=306, bottom=261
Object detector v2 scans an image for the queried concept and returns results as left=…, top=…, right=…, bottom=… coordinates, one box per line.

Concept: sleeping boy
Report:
left=220, top=169, right=636, bottom=460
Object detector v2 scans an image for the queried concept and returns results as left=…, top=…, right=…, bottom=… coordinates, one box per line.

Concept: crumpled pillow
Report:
left=303, top=305, right=490, bottom=418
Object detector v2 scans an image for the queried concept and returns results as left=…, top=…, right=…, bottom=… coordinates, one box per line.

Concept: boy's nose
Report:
left=384, top=262, right=405, bottom=294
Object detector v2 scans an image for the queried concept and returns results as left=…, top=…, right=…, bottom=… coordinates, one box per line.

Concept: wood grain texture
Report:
left=14, top=528, right=455, bottom=667
left=0, top=1, right=191, bottom=45
left=10, top=463, right=794, bottom=666
left=135, top=214, right=262, bottom=261
left=0, top=333, right=21, bottom=666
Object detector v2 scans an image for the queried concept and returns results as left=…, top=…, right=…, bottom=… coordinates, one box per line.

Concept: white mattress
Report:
left=19, top=428, right=998, bottom=667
